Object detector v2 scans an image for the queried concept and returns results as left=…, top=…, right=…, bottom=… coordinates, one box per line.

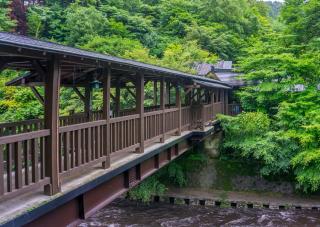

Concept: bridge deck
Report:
left=0, top=126, right=216, bottom=225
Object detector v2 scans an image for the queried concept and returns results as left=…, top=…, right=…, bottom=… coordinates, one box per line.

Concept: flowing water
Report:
left=78, top=199, right=320, bottom=227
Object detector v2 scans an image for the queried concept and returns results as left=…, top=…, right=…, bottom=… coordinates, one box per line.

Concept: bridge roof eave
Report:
left=0, top=32, right=231, bottom=89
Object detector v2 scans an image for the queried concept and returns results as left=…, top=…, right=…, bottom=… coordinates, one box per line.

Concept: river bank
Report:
left=162, top=187, right=320, bottom=210
left=77, top=198, right=320, bottom=226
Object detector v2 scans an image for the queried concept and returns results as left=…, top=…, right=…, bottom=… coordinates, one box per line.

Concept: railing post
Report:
left=160, top=78, right=165, bottom=143
left=176, top=85, right=181, bottom=136
left=136, top=73, right=144, bottom=153
left=44, top=55, right=61, bottom=195
left=102, top=67, right=111, bottom=169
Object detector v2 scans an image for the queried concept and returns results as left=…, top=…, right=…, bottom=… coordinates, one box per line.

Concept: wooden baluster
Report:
left=14, top=141, right=22, bottom=189
left=31, top=138, right=39, bottom=183
left=64, top=132, right=70, bottom=171
left=59, top=134, right=63, bottom=172
left=40, top=137, right=45, bottom=179
left=70, top=131, right=74, bottom=168
left=81, top=129, right=85, bottom=164
left=75, top=130, right=81, bottom=166
left=24, top=140, right=30, bottom=185
left=7, top=144, right=13, bottom=192
left=86, top=128, right=91, bottom=163
left=91, top=126, right=95, bottom=160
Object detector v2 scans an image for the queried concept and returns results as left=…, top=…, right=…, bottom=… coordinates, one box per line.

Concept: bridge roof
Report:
left=0, top=32, right=231, bottom=89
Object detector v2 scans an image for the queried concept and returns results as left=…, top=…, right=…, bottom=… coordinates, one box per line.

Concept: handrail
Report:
left=59, top=120, right=107, bottom=133
left=0, top=129, right=50, bottom=145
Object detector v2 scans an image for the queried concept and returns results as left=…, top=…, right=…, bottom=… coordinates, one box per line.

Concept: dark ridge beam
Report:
left=30, top=86, right=44, bottom=105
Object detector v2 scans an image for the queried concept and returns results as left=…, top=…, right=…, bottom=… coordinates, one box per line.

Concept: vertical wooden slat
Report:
left=86, top=127, right=91, bottom=162
left=70, top=131, right=74, bottom=168
left=64, top=132, right=70, bottom=171
left=7, top=144, right=13, bottom=192
left=75, top=130, right=81, bottom=166
left=31, top=138, right=39, bottom=183
left=24, top=140, right=30, bottom=185
left=81, top=129, right=85, bottom=164
left=59, top=134, right=63, bottom=172
left=14, top=141, right=22, bottom=189
left=40, top=137, right=45, bottom=179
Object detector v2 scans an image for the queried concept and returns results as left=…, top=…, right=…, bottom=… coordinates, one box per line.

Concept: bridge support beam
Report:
left=44, top=56, right=61, bottom=195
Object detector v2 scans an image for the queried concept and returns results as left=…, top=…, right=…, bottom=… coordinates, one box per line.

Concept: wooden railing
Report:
left=0, top=102, right=237, bottom=200
left=58, top=120, right=107, bottom=178
left=110, top=115, right=139, bottom=153
left=0, top=130, right=50, bottom=199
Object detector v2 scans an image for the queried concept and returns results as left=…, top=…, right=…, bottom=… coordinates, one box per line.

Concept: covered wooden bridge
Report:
left=0, top=32, right=236, bottom=226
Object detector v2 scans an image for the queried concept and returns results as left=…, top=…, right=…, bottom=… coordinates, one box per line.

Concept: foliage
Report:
left=0, top=0, right=16, bottom=31
left=128, top=148, right=207, bottom=202
left=128, top=175, right=166, bottom=203
left=219, top=0, right=320, bottom=192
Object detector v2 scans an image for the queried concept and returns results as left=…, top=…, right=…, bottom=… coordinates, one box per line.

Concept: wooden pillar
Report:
left=44, top=56, right=61, bottom=195
left=84, top=86, right=92, bottom=120
left=136, top=73, right=144, bottom=153
left=153, top=80, right=157, bottom=107
left=115, top=79, right=120, bottom=117
left=160, top=78, right=165, bottom=143
left=102, top=67, right=111, bottom=169
left=176, top=85, right=181, bottom=136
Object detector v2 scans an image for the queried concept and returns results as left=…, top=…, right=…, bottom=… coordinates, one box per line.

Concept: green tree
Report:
left=0, top=0, right=16, bottom=31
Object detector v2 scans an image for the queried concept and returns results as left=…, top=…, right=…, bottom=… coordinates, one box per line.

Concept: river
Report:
left=78, top=199, right=320, bottom=227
